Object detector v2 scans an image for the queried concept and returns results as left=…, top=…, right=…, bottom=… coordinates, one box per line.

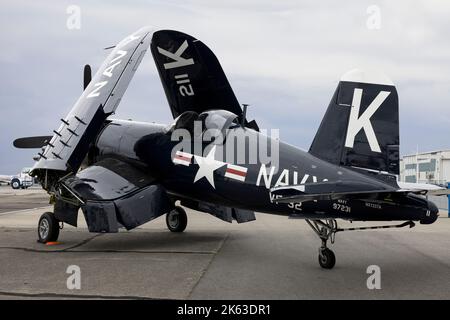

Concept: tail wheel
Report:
left=318, top=248, right=336, bottom=269
left=11, top=178, right=20, bottom=190
left=166, top=206, right=187, bottom=233
left=38, top=212, right=60, bottom=243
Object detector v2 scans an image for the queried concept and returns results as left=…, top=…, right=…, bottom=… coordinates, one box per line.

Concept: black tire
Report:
left=318, top=248, right=336, bottom=269
left=38, top=212, right=60, bottom=243
left=11, top=178, right=20, bottom=190
left=166, top=206, right=188, bottom=232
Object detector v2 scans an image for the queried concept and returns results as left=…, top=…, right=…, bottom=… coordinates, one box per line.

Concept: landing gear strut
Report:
left=305, top=219, right=415, bottom=269
left=306, top=219, right=337, bottom=269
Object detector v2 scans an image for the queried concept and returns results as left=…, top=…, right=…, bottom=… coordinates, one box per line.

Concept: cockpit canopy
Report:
left=166, top=109, right=240, bottom=136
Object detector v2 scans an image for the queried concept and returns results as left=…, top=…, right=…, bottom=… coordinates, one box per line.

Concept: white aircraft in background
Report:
left=0, top=168, right=34, bottom=189
left=0, top=174, right=12, bottom=185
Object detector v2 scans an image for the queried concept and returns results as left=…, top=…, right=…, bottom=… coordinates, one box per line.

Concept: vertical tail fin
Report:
left=309, top=69, right=399, bottom=174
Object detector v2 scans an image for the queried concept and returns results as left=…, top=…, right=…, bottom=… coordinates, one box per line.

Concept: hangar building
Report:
left=399, top=150, right=450, bottom=186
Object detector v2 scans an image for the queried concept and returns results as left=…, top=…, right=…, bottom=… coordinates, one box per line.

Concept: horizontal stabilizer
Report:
left=397, top=182, right=450, bottom=196
left=271, top=180, right=450, bottom=203
left=270, top=180, right=396, bottom=203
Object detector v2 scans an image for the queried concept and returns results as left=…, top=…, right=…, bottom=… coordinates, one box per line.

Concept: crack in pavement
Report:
left=0, top=229, right=224, bottom=254
left=0, top=291, right=155, bottom=300
left=0, top=206, right=52, bottom=216
left=0, top=227, right=228, bottom=300
left=186, top=233, right=230, bottom=299
left=0, top=247, right=218, bottom=255
left=62, top=233, right=105, bottom=251
left=0, top=232, right=222, bottom=300
left=0, top=233, right=103, bottom=253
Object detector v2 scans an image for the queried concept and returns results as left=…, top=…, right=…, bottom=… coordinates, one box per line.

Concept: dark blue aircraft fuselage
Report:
left=94, top=119, right=438, bottom=225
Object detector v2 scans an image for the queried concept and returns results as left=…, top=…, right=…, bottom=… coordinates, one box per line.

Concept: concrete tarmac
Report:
left=0, top=186, right=449, bottom=299
left=0, top=186, right=49, bottom=214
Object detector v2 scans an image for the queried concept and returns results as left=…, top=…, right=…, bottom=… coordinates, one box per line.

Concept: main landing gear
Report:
left=37, top=206, right=189, bottom=243
left=305, top=219, right=416, bottom=269
left=166, top=206, right=188, bottom=233
left=38, top=212, right=61, bottom=243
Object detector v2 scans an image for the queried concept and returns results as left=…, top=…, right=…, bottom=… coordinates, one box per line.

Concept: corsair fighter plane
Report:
left=14, top=27, right=447, bottom=269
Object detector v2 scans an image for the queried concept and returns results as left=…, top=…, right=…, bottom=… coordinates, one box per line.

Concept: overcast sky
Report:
left=1, top=0, right=450, bottom=173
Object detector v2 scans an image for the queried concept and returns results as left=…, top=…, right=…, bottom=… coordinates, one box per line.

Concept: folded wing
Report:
left=150, top=30, right=246, bottom=121
left=33, top=27, right=154, bottom=174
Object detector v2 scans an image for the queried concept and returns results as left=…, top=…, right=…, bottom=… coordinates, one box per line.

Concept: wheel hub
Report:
left=39, top=219, right=49, bottom=239
left=319, top=250, right=327, bottom=263
left=168, top=211, right=179, bottom=229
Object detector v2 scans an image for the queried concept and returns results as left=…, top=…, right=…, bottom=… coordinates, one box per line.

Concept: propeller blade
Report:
left=83, top=64, right=92, bottom=90
left=13, top=136, right=52, bottom=149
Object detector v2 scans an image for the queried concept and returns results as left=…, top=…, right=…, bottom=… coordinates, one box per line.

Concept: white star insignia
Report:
left=193, top=146, right=225, bottom=189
